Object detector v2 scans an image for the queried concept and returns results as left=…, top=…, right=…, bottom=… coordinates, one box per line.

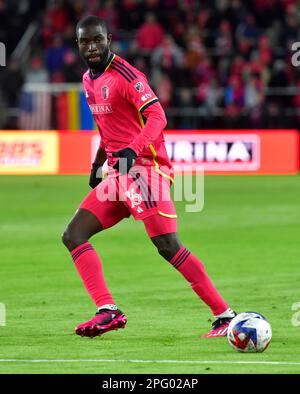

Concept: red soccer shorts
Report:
left=79, top=166, right=177, bottom=238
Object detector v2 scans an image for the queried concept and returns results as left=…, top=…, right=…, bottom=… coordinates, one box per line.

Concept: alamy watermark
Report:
left=173, top=166, right=204, bottom=213
left=96, top=163, right=204, bottom=213
left=0, top=42, right=6, bottom=66
left=291, top=302, right=300, bottom=327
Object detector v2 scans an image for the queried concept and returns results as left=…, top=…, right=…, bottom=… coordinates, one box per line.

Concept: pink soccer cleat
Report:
left=202, top=314, right=236, bottom=338
left=75, top=308, right=127, bottom=338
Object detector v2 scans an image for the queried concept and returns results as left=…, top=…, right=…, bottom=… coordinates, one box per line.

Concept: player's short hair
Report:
left=76, top=16, right=108, bottom=37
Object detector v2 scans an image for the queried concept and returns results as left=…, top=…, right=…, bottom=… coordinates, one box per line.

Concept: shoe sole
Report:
left=75, top=314, right=127, bottom=338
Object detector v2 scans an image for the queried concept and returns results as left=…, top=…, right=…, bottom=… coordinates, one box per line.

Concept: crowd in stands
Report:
left=1, top=0, right=300, bottom=129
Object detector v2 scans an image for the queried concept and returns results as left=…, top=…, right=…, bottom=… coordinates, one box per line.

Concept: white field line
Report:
left=0, top=359, right=300, bottom=366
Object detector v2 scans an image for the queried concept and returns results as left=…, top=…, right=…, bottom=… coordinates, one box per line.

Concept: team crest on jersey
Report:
left=102, top=85, right=109, bottom=100
left=134, top=81, right=144, bottom=93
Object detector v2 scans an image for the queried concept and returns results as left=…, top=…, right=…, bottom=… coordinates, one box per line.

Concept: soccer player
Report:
left=62, top=16, right=236, bottom=338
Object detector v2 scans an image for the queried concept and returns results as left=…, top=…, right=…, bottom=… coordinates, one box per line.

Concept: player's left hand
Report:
left=112, top=147, right=137, bottom=175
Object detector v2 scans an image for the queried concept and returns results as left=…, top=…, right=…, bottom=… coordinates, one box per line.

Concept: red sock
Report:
left=170, top=246, right=228, bottom=315
left=71, top=242, right=115, bottom=308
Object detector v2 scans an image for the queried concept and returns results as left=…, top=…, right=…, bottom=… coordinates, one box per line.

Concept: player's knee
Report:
left=62, top=227, right=87, bottom=252
left=61, top=229, right=73, bottom=250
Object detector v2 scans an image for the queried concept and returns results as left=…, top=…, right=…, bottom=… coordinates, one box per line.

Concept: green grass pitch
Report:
left=0, top=174, right=299, bottom=374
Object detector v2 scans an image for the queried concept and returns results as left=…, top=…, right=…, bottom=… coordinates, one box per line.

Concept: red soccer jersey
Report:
left=82, top=53, right=173, bottom=178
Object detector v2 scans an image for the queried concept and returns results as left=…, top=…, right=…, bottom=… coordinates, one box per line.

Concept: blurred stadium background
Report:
left=1, top=0, right=300, bottom=130
left=0, top=0, right=299, bottom=175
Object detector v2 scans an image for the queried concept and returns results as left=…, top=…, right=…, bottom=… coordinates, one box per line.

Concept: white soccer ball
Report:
left=227, top=312, right=272, bottom=353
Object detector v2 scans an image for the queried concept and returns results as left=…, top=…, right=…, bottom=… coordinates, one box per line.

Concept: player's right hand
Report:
left=89, top=163, right=102, bottom=188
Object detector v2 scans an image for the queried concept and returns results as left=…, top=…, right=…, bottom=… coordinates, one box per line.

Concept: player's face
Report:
left=77, top=24, right=111, bottom=70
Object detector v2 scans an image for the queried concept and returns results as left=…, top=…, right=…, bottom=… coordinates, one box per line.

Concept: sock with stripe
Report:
left=169, top=246, right=229, bottom=316
left=71, top=242, right=115, bottom=307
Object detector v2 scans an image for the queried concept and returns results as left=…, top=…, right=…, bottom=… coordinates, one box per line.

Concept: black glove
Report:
left=89, top=163, right=102, bottom=188
left=112, top=148, right=137, bottom=175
